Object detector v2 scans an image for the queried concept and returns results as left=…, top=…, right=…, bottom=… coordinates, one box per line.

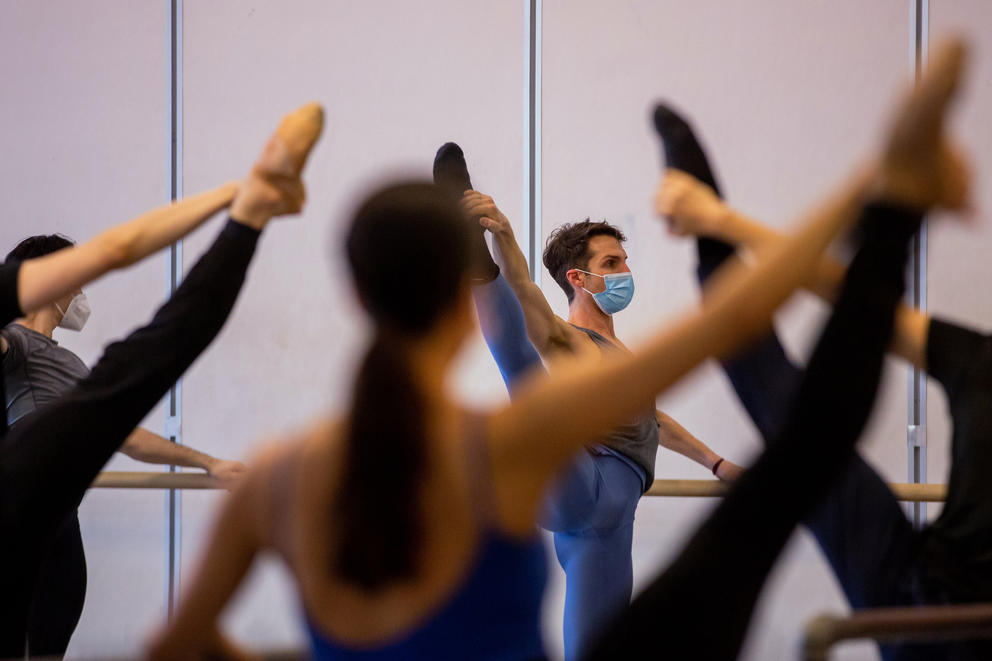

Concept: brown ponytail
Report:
left=335, top=334, right=426, bottom=589
left=338, top=181, right=471, bottom=589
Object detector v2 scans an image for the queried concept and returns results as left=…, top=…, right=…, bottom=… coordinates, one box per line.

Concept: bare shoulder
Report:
left=245, top=416, right=342, bottom=550
left=543, top=318, right=598, bottom=363
left=252, top=416, right=342, bottom=478
left=543, top=315, right=587, bottom=355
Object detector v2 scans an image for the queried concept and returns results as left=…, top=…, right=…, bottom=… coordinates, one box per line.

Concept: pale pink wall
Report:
left=0, top=1, right=171, bottom=657
left=541, top=2, right=909, bottom=659
left=2, top=1, right=989, bottom=658
left=177, top=0, right=526, bottom=650
left=925, top=2, right=992, bottom=520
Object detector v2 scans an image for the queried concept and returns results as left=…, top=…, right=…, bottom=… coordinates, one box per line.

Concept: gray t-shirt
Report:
left=573, top=325, right=659, bottom=488
left=2, top=323, right=90, bottom=426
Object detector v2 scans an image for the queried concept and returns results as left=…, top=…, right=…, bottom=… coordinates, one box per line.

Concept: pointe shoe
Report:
left=254, top=102, right=325, bottom=181
left=879, top=38, right=969, bottom=211
left=232, top=103, right=325, bottom=225
left=271, top=102, right=325, bottom=177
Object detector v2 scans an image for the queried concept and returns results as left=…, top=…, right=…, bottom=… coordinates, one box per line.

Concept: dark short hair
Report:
left=543, top=219, right=626, bottom=303
left=5, top=234, right=75, bottom=263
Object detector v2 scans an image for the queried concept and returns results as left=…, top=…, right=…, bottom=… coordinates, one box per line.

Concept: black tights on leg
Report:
left=586, top=203, right=922, bottom=660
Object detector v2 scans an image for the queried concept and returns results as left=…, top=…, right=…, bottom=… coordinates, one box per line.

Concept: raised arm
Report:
left=461, top=191, right=582, bottom=356
left=490, top=164, right=874, bottom=514
left=491, top=36, right=967, bottom=521
left=15, top=183, right=238, bottom=314
left=656, top=168, right=931, bottom=369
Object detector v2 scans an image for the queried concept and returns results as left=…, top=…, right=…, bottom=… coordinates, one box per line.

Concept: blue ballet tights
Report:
left=473, top=274, right=643, bottom=660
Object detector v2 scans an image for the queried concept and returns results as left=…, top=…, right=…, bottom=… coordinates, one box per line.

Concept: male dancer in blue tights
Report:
left=433, top=142, right=741, bottom=660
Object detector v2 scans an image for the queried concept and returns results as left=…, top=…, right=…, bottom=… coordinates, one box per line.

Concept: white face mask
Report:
left=55, top=293, right=91, bottom=331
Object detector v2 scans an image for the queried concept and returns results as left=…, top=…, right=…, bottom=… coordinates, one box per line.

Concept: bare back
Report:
left=257, top=407, right=541, bottom=647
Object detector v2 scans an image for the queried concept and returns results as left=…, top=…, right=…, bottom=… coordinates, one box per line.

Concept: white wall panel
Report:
left=541, top=2, right=908, bottom=658
left=178, top=0, right=525, bottom=650
left=925, top=2, right=992, bottom=519
left=5, top=1, right=990, bottom=658
left=0, top=1, right=170, bottom=657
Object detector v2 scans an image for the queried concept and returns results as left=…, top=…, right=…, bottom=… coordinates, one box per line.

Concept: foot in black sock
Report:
left=433, top=142, right=474, bottom=195
left=651, top=103, right=733, bottom=284
left=652, top=103, right=722, bottom=194
left=432, top=142, right=499, bottom=282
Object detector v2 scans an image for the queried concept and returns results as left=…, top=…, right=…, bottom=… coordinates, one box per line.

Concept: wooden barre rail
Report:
left=93, top=472, right=224, bottom=489
left=644, top=479, right=948, bottom=502
left=15, top=650, right=306, bottom=661
left=802, top=603, right=992, bottom=661
left=92, top=473, right=949, bottom=502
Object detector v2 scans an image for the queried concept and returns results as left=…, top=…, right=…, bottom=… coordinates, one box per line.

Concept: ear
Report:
left=565, top=268, right=585, bottom=293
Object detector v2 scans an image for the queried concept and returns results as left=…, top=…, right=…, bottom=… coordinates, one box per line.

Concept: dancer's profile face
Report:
left=579, top=235, right=630, bottom=294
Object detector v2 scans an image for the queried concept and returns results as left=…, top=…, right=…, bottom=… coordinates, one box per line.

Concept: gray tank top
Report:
left=2, top=323, right=90, bottom=426
left=574, top=325, right=659, bottom=487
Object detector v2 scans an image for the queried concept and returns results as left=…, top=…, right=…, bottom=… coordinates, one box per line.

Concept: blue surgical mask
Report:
left=576, top=269, right=634, bottom=315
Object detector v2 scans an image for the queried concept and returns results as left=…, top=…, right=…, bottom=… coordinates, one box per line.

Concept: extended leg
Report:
left=587, top=202, right=922, bottom=660
left=473, top=275, right=544, bottom=394
left=543, top=453, right=642, bottom=661
left=0, top=103, right=324, bottom=655
left=434, top=141, right=542, bottom=393
left=26, top=513, right=87, bottom=656
left=661, top=104, right=918, bottom=616
left=0, top=218, right=261, bottom=655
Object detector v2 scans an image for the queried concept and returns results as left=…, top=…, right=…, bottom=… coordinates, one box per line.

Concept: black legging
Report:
left=586, top=202, right=920, bottom=660
left=26, top=512, right=87, bottom=656
left=0, top=219, right=260, bottom=656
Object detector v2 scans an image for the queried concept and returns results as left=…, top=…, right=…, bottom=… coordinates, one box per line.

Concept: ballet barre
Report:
left=92, top=472, right=949, bottom=502
left=17, top=650, right=307, bottom=661
left=803, top=603, right=992, bottom=660
left=644, top=479, right=947, bottom=502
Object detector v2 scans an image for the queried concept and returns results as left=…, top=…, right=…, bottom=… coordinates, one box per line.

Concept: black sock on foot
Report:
left=652, top=103, right=722, bottom=194
left=651, top=103, right=734, bottom=285
left=433, top=142, right=474, bottom=195
left=433, top=142, right=499, bottom=282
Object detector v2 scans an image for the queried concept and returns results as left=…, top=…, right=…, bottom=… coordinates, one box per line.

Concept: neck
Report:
left=568, top=299, right=616, bottom=339
left=16, top=309, right=59, bottom=339
left=404, top=333, right=456, bottom=408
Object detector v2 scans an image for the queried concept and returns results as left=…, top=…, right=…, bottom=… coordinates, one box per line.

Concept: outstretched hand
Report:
left=655, top=168, right=729, bottom=237
left=207, top=459, right=249, bottom=489
left=714, top=459, right=745, bottom=483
